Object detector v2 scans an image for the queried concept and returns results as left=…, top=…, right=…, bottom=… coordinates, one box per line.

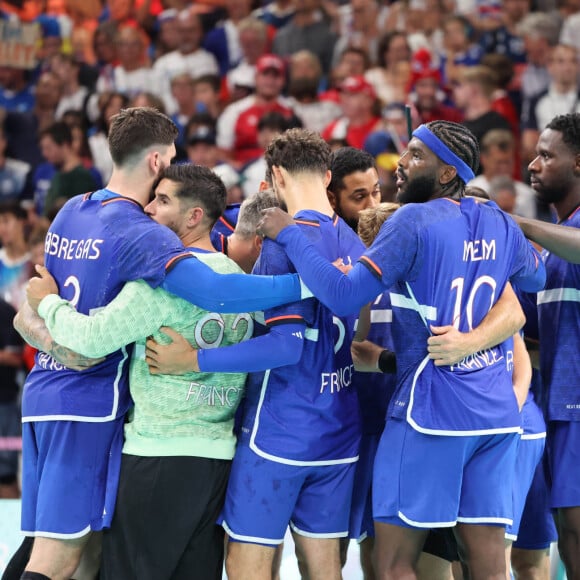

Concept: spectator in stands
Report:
left=39, top=122, right=99, bottom=217
left=252, top=0, right=295, bottom=29
left=169, top=73, right=197, bottom=147
left=0, top=125, right=32, bottom=203
left=440, top=15, right=483, bottom=87
left=96, top=24, right=152, bottom=98
left=408, top=48, right=463, bottom=125
left=203, top=0, right=254, bottom=76
left=272, top=0, right=338, bottom=76
left=0, top=66, right=35, bottom=113
left=151, top=8, right=180, bottom=60
left=226, top=17, right=269, bottom=100
left=322, top=75, right=380, bottom=150
left=193, top=74, right=223, bottom=119
left=287, top=50, right=342, bottom=133
left=454, top=65, right=512, bottom=150
left=153, top=7, right=219, bottom=114
left=0, top=201, right=31, bottom=310
left=517, top=12, right=561, bottom=101
left=51, top=53, right=90, bottom=120
left=3, top=71, right=62, bottom=170
left=217, top=54, right=295, bottom=165
left=467, top=129, right=537, bottom=218
left=521, top=44, right=580, bottom=165
left=364, top=31, right=411, bottom=106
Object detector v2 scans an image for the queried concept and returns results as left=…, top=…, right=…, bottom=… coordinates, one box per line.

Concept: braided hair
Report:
left=546, top=113, right=580, bottom=156
left=425, top=121, right=480, bottom=198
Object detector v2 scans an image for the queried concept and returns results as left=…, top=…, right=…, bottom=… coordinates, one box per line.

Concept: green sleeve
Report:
left=37, top=280, right=171, bottom=358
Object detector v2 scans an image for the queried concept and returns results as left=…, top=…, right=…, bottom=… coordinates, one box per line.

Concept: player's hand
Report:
left=427, top=325, right=471, bottom=366
left=145, top=327, right=199, bottom=375
left=26, top=265, right=58, bottom=313
left=257, top=207, right=295, bottom=240
left=350, top=340, right=383, bottom=372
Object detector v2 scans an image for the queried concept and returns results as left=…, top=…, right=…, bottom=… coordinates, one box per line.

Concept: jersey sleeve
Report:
left=506, top=216, right=546, bottom=292
left=37, top=281, right=172, bottom=358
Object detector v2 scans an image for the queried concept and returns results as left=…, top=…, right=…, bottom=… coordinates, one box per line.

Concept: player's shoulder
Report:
left=192, top=249, right=245, bottom=275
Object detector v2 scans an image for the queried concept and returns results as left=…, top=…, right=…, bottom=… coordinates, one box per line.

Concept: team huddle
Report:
left=6, top=106, right=580, bottom=580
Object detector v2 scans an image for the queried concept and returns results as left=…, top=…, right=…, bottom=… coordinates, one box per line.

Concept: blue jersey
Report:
left=533, top=207, right=580, bottom=421
left=22, top=190, right=191, bottom=422
left=241, top=211, right=364, bottom=464
left=361, top=197, right=542, bottom=434
left=353, top=292, right=397, bottom=435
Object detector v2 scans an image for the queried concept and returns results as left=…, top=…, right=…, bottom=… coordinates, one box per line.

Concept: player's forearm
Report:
left=163, top=258, right=310, bottom=313
left=463, top=284, right=525, bottom=353
left=515, top=216, right=580, bottom=264
left=199, top=323, right=305, bottom=373
left=14, top=302, right=53, bottom=352
left=276, top=226, right=384, bottom=316
left=38, top=282, right=166, bottom=358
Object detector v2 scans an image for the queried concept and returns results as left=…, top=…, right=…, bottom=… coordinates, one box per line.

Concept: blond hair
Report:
left=357, top=202, right=400, bottom=247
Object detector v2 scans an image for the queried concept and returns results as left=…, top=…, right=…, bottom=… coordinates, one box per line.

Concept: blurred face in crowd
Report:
left=414, top=77, right=439, bottom=110
left=40, top=135, right=66, bottom=168
left=503, top=0, right=530, bottom=23
left=116, top=27, right=144, bottom=69
left=187, top=141, right=218, bottom=168
left=239, top=27, right=268, bottom=64
left=177, top=12, right=203, bottom=54
left=384, top=34, right=410, bottom=71
left=256, top=68, right=285, bottom=101
left=35, top=72, right=62, bottom=109
left=548, top=45, right=579, bottom=89
left=481, top=144, right=514, bottom=178
left=0, top=212, right=25, bottom=247
left=443, top=18, right=469, bottom=53
left=340, top=91, right=374, bottom=122
left=171, top=75, right=196, bottom=109
left=339, top=50, right=367, bottom=77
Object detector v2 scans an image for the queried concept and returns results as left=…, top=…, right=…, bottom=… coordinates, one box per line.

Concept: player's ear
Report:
left=326, top=187, right=337, bottom=210
left=439, top=164, right=457, bottom=186
left=323, top=169, right=332, bottom=189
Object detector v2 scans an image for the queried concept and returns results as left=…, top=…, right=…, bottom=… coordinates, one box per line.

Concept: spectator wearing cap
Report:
left=408, top=48, right=463, bottom=125
left=321, top=75, right=380, bottom=150
left=186, top=121, right=221, bottom=170
left=287, top=50, right=341, bottom=133
left=364, top=31, right=411, bottom=106
left=35, top=15, right=65, bottom=68
left=217, top=54, right=297, bottom=165
left=271, top=0, right=338, bottom=77
left=226, top=17, right=270, bottom=101
left=152, top=7, right=219, bottom=114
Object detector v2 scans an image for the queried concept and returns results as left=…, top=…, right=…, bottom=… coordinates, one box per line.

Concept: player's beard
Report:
left=396, top=173, right=437, bottom=205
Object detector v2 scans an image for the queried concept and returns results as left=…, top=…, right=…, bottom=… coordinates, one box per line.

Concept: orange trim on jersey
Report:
left=219, top=215, right=236, bottom=232
left=443, top=198, right=461, bottom=205
left=359, top=255, right=382, bottom=278
left=83, top=192, right=92, bottom=201
left=265, top=314, right=304, bottom=325
left=333, top=213, right=339, bottom=226
left=295, top=219, right=320, bottom=227
left=101, top=197, right=142, bottom=208
left=165, top=252, right=193, bottom=271
left=565, top=205, right=580, bottom=223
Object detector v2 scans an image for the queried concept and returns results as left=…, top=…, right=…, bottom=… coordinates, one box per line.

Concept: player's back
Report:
left=242, top=211, right=364, bottom=464
left=23, top=191, right=188, bottom=422
left=365, top=197, right=540, bottom=434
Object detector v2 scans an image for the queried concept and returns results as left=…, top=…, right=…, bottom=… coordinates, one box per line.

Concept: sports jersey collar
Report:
left=293, top=211, right=339, bottom=227
left=87, top=189, right=143, bottom=210
left=559, top=202, right=580, bottom=225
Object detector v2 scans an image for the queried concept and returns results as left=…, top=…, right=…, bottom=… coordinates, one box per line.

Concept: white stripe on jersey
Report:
left=537, top=287, right=580, bottom=305
left=389, top=293, right=438, bottom=321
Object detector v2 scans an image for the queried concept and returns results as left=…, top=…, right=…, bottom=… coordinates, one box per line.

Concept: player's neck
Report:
left=106, top=171, right=152, bottom=207
left=181, top=231, right=214, bottom=252
left=555, top=190, right=580, bottom=223
left=284, top=176, right=334, bottom=218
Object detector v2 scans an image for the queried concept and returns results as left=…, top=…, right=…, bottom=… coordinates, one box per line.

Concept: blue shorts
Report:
left=21, top=418, right=124, bottom=538
left=547, top=420, right=580, bottom=509
left=513, top=451, right=557, bottom=550
left=349, top=432, right=380, bottom=542
left=505, top=435, right=545, bottom=541
left=219, top=443, right=356, bottom=545
left=373, top=418, right=519, bottom=528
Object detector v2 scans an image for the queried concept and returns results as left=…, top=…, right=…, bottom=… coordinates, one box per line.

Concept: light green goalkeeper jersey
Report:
left=38, top=251, right=253, bottom=460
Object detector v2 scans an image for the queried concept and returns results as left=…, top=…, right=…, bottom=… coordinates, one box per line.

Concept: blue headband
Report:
left=412, top=125, right=475, bottom=184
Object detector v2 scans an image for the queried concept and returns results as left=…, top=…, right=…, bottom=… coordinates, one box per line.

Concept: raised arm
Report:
left=514, top=215, right=580, bottom=264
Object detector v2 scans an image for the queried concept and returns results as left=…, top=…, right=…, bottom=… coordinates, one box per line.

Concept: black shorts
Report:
left=422, top=528, right=459, bottom=562
left=101, top=454, right=231, bottom=580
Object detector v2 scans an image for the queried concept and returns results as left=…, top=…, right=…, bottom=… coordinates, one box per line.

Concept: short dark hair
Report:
left=194, top=74, right=221, bottom=93
left=258, top=111, right=293, bottom=133
left=153, top=163, right=226, bottom=227
left=329, top=147, right=376, bottom=194
left=0, top=200, right=27, bottom=221
left=39, top=121, right=73, bottom=146
left=108, top=107, right=178, bottom=167
left=546, top=113, right=580, bottom=156
left=265, top=128, right=331, bottom=179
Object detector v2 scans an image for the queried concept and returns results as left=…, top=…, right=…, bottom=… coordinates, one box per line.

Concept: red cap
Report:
left=256, top=54, right=286, bottom=75
left=408, top=48, right=441, bottom=89
left=339, top=75, right=376, bottom=99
